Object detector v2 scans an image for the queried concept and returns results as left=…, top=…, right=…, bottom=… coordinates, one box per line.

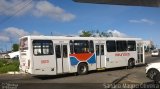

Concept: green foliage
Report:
left=0, top=62, right=3, bottom=67
left=94, top=30, right=112, bottom=37
left=79, top=30, right=92, bottom=37
left=0, top=65, right=18, bottom=73
left=0, top=59, right=8, bottom=65
left=0, top=59, right=19, bottom=73
left=12, top=43, right=19, bottom=52
left=79, top=30, right=113, bottom=37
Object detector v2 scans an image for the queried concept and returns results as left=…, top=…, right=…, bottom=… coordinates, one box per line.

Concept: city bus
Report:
left=19, top=36, right=145, bottom=75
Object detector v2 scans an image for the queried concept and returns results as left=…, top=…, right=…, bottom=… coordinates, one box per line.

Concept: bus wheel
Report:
left=128, top=59, right=135, bottom=69
left=77, top=63, right=88, bottom=75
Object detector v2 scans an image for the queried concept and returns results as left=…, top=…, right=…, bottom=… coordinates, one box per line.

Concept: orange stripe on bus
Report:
left=70, top=53, right=93, bottom=61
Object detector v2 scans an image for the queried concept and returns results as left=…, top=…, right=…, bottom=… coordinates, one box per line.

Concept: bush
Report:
left=0, top=62, right=3, bottom=67
left=0, top=66, right=8, bottom=73
left=0, top=59, right=8, bottom=64
left=0, top=59, right=19, bottom=73
left=0, top=59, right=8, bottom=67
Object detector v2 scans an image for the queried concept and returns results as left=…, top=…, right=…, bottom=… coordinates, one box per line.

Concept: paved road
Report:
left=0, top=56, right=160, bottom=89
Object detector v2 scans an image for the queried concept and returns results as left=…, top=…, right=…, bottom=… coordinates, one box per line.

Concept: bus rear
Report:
left=19, top=36, right=57, bottom=75
left=19, top=37, right=30, bottom=73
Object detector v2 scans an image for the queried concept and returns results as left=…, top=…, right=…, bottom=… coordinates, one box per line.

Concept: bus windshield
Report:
left=20, top=37, right=28, bottom=51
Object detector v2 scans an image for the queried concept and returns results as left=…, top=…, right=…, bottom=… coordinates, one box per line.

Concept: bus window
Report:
left=33, top=40, right=53, bottom=56
left=116, top=41, right=127, bottom=51
left=42, top=42, right=53, bottom=55
left=127, top=41, right=136, bottom=51
left=20, top=38, right=28, bottom=51
left=33, top=42, right=42, bottom=55
left=74, top=40, right=89, bottom=53
left=106, top=40, right=116, bottom=52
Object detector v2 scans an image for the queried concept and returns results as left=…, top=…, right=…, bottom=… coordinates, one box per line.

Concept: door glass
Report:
left=70, top=40, right=74, bottom=54
left=96, top=45, right=99, bottom=55
left=137, top=44, right=143, bottom=63
left=89, top=41, right=94, bottom=53
left=55, top=45, right=61, bottom=58
left=101, top=45, right=104, bottom=55
left=63, top=45, right=68, bottom=58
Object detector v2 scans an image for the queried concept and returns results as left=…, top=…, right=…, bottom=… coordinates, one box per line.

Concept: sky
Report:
left=0, top=0, right=160, bottom=51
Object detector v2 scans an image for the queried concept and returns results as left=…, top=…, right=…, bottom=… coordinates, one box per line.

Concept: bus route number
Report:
left=41, top=60, right=49, bottom=64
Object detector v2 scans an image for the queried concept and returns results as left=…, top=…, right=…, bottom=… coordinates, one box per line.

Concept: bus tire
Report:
left=77, top=63, right=88, bottom=75
left=128, top=59, right=135, bottom=69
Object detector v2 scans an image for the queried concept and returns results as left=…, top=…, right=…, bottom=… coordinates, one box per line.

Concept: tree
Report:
left=79, top=30, right=92, bottom=37
left=12, top=44, right=19, bottom=52
left=107, top=32, right=113, bottom=37
left=79, top=30, right=113, bottom=37
left=92, top=30, right=113, bottom=37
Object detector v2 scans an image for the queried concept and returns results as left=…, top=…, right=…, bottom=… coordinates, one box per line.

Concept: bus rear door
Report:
left=95, top=41, right=105, bottom=69
left=54, top=42, right=69, bottom=74
left=136, top=41, right=145, bottom=64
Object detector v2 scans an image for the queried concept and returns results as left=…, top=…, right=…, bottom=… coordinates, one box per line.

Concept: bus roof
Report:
left=20, top=35, right=142, bottom=41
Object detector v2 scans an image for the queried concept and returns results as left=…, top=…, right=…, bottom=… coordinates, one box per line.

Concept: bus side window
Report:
left=127, top=41, right=136, bottom=51
left=116, top=41, right=127, bottom=52
left=106, top=40, right=116, bottom=52
left=74, top=40, right=89, bottom=54
left=33, top=40, right=53, bottom=56
left=33, top=42, right=42, bottom=55
left=83, top=48, right=89, bottom=53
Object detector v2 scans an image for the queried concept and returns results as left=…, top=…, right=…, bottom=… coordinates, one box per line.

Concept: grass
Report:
left=0, top=59, right=19, bottom=73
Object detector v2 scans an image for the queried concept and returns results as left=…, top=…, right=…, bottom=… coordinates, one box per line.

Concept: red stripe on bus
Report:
left=70, top=53, right=93, bottom=61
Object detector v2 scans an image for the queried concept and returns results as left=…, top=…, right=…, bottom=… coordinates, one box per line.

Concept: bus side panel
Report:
left=31, top=40, right=57, bottom=75
left=106, top=51, right=137, bottom=68
left=106, top=52, right=121, bottom=68
left=31, top=55, right=57, bottom=75
left=69, top=53, right=97, bottom=72
left=87, top=53, right=97, bottom=70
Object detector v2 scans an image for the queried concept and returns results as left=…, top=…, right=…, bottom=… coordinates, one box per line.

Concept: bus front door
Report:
left=137, top=42, right=145, bottom=64
left=96, top=44, right=105, bottom=69
left=55, top=44, right=69, bottom=74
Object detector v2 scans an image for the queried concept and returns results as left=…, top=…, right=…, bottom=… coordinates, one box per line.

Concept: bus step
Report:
left=97, top=68, right=105, bottom=71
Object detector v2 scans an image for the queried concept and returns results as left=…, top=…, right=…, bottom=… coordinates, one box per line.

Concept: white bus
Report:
left=19, top=36, right=145, bottom=75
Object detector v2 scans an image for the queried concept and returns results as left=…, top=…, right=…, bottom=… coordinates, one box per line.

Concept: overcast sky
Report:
left=0, top=0, right=160, bottom=51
